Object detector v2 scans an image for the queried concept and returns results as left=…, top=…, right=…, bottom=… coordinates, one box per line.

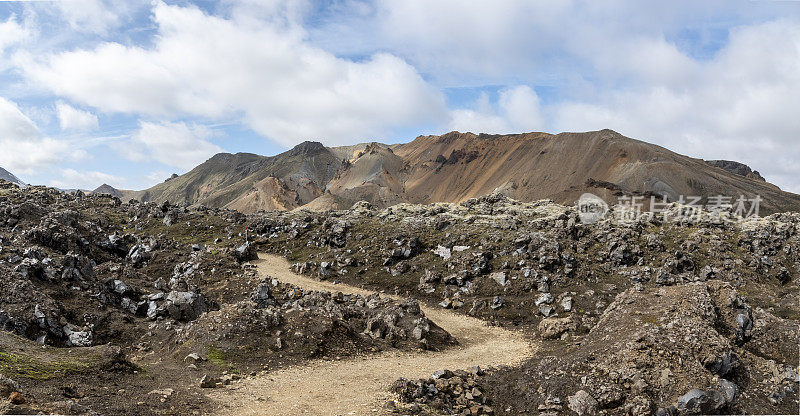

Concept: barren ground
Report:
left=207, top=253, right=535, bottom=415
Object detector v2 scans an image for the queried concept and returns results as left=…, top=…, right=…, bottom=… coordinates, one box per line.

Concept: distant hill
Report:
left=91, top=184, right=126, bottom=198
left=0, top=167, right=24, bottom=186
left=130, top=129, right=800, bottom=214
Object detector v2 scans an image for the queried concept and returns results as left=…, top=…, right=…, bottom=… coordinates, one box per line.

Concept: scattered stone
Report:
left=8, top=392, right=24, bottom=405
left=200, top=374, right=220, bottom=388
left=489, top=271, right=507, bottom=286
left=538, top=317, right=575, bottom=339
left=567, top=390, right=598, bottom=416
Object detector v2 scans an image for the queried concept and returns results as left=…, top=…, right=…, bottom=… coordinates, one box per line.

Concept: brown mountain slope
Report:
left=132, top=141, right=343, bottom=210
left=132, top=129, right=800, bottom=214
left=390, top=130, right=799, bottom=213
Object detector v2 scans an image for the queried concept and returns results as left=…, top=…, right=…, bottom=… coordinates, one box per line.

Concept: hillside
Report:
left=132, top=129, right=800, bottom=214
left=0, top=167, right=23, bottom=186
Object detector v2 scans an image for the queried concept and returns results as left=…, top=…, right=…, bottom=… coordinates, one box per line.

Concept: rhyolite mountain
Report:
left=0, top=167, right=23, bottom=186
left=118, top=129, right=800, bottom=214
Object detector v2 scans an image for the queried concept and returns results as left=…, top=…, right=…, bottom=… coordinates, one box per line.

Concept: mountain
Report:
left=132, top=129, right=800, bottom=214
left=131, top=141, right=342, bottom=211
left=92, top=184, right=126, bottom=198
left=0, top=166, right=24, bottom=186
left=705, top=160, right=769, bottom=183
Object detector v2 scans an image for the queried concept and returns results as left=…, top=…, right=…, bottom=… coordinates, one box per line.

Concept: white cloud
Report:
left=0, top=16, right=27, bottom=54
left=0, top=97, right=82, bottom=175
left=54, top=0, right=121, bottom=35
left=449, top=86, right=545, bottom=134
left=49, top=168, right=123, bottom=190
left=22, top=1, right=447, bottom=146
left=552, top=20, right=800, bottom=192
left=56, top=101, right=99, bottom=131
left=124, top=121, right=224, bottom=170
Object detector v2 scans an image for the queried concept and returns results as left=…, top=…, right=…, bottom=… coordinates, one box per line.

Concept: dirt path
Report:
left=208, top=253, right=534, bottom=416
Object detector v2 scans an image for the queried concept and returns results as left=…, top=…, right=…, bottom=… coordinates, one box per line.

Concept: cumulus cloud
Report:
left=22, top=1, right=447, bottom=146
left=56, top=101, right=99, bottom=131
left=0, top=97, right=83, bottom=175
left=8, top=0, right=800, bottom=193
left=53, top=0, right=123, bottom=35
left=552, top=20, right=800, bottom=191
left=449, top=86, right=545, bottom=134
left=49, top=168, right=123, bottom=190
left=123, top=121, right=224, bottom=170
left=0, top=16, right=27, bottom=54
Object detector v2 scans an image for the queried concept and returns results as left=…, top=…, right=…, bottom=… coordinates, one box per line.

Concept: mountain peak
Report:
left=289, top=141, right=326, bottom=156
left=706, top=159, right=767, bottom=182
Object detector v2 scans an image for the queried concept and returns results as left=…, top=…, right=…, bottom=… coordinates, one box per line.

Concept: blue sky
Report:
left=0, top=0, right=799, bottom=192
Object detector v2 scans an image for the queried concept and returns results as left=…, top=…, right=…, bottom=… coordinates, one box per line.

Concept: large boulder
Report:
left=163, top=291, right=210, bottom=321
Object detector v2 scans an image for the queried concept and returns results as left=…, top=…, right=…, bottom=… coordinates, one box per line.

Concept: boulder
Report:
left=164, top=291, right=210, bottom=321
left=568, top=390, right=598, bottom=416
left=538, top=317, right=575, bottom=339
left=234, top=242, right=258, bottom=262
left=676, top=389, right=726, bottom=415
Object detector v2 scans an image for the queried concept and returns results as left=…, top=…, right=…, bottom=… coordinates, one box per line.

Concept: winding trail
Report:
left=208, top=253, right=534, bottom=415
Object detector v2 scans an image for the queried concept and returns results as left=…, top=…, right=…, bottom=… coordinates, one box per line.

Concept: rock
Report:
left=63, top=324, right=92, bottom=347
left=112, top=279, right=129, bottom=295
left=717, top=379, right=739, bottom=405
left=433, top=245, right=451, bottom=260
left=8, top=392, right=24, bottom=405
left=768, top=388, right=786, bottom=405
left=432, top=369, right=453, bottom=379
left=539, top=305, right=554, bottom=317
left=538, top=317, right=575, bottom=339
left=234, top=242, right=257, bottom=262
left=184, top=353, right=202, bottom=363
left=0, top=375, right=19, bottom=397
left=252, top=282, right=272, bottom=306
left=535, top=293, right=554, bottom=306
left=560, top=296, right=573, bottom=312
left=676, top=389, right=726, bottom=414
left=734, top=309, right=753, bottom=344
left=490, top=296, right=504, bottom=310
left=164, top=291, right=210, bottom=321
left=200, top=374, right=219, bottom=388
left=704, top=350, right=738, bottom=377
left=467, top=366, right=484, bottom=376
left=568, top=390, right=598, bottom=416
left=148, top=388, right=174, bottom=398
left=489, top=271, right=507, bottom=286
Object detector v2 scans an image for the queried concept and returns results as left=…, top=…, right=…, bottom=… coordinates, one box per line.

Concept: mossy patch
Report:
left=0, top=350, right=91, bottom=380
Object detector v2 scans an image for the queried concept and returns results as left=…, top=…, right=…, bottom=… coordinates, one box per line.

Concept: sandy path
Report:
left=208, top=253, right=534, bottom=416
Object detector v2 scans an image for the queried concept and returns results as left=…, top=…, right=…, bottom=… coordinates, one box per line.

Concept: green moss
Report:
left=632, top=313, right=659, bottom=325
left=0, top=351, right=91, bottom=380
left=207, top=346, right=227, bottom=365
left=134, top=216, right=245, bottom=247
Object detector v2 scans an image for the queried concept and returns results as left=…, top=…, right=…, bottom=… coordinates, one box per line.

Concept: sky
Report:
left=0, top=0, right=799, bottom=192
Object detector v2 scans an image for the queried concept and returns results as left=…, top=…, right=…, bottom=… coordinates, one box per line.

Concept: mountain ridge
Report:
left=111, top=129, right=800, bottom=214
left=0, top=166, right=24, bottom=186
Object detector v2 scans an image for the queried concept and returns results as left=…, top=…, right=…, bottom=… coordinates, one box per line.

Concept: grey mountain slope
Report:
left=0, top=167, right=23, bottom=185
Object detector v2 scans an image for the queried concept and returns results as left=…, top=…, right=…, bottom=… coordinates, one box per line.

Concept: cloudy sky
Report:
left=1, top=0, right=799, bottom=192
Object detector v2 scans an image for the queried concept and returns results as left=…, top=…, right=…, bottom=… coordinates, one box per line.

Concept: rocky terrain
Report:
left=0, top=177, right=797, bottom=415
left=103, top=130, right=800, bottom=214
left=0, top=180, right=453, bottom=415
left=252, top=193, right=799, bottom=415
